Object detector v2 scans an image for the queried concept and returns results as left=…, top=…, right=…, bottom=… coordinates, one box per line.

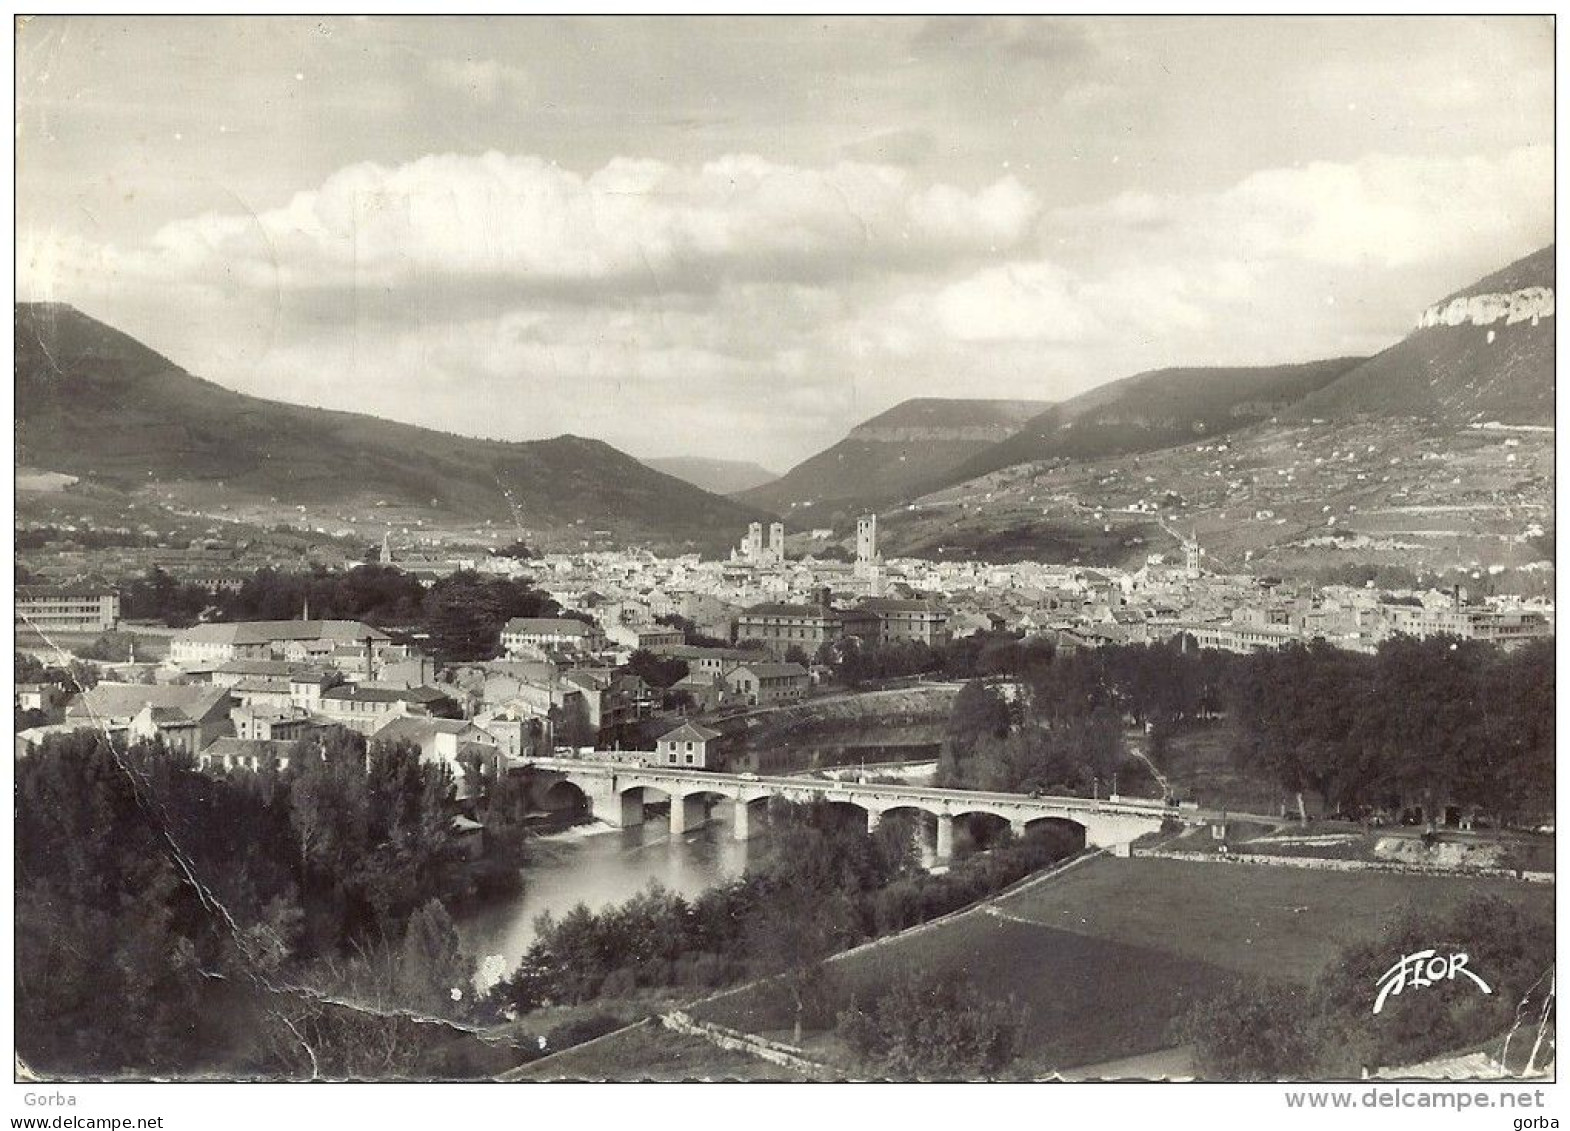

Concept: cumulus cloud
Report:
left=126, top=151, right=1040, bottom=299
left=18, top=144, right=1552, bottom=468
left=1051, top=145, right=1553, bottom=273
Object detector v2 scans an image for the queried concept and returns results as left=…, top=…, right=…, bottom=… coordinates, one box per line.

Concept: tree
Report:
left=398, top=899, right=475, bottom=1018
left=621, top=649, right=688, bottom=689
left=838, top=968, right=1024, bottom=1079
left=492, top=540, right=536, bottom=561
left=746, top=884, right=853, bottom=1044
left=1174, top=977, right=1319, bottom=1080
left=421, top=570, right=561, bottom=661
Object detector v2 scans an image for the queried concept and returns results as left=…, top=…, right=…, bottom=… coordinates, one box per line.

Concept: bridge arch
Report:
left=1018, top=815, right=1088, bottom=855
left=949, top=809, right=1014, bottom=853
left=540, top=778, right=589, bottom=815
left=669, top=787, right=731, bottom=836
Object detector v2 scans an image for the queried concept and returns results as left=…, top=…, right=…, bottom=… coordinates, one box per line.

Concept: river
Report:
left=457, top=801, right=765, bottom=986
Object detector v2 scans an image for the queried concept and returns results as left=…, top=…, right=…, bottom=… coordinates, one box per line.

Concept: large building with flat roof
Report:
left=15, top=584, right=119, bottom=633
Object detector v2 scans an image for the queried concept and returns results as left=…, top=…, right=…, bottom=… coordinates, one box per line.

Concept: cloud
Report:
left=18, top=144, right=1552, bottom=469
left=1051, top=145, right=1554, bottom=273
left=119, top=151, right=1040, bottom=301
left=910, top=16, right=1092, bottom=64
left=424, top=57, right=532, bottom=105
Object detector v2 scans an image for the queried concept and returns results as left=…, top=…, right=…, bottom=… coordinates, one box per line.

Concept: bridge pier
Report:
left=670, top=795, right=707, bottom=836
left=608, top=789, right=644, bottom=829
left=935, top=813, right=954, bottom=862
left=732, top=799, right=752, bottom=841
left=866, top=809, right=882, bottom=835
left=1010, top=818, right=1030, bottom=840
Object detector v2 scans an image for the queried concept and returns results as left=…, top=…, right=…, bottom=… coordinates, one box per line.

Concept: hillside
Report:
left=642, top=456, right=777, bottom=496
left=14, top=303, right=770, bottom=549
left=942, top=357, right=1365, bottom=488
left=739, top=397, right=1050, bottom=515
left=1295, top=245, right=1554, bottom=425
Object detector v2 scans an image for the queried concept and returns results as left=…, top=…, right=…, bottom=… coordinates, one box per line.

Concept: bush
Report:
left=838, top=968, right=1024, bottom=1079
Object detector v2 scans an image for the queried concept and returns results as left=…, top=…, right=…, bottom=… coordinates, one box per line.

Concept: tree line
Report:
left=16, top=727, right=530, bottom=1078
left=933, top=635, right=1552, bottom=826
left=1176, top=893, right=1553, bottom=1079
left=117, top=564, right=581, bottom=661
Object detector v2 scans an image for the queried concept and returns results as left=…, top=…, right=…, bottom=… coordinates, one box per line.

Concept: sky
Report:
left=16, top=16, right=1555, bottom=472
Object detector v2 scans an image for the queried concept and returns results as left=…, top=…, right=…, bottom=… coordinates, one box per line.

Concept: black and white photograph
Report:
left=8, top=11, right=1558, bottom=1105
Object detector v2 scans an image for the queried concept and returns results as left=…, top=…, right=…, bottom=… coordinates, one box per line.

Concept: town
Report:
left=11, top=12, right=1555, bottom=1096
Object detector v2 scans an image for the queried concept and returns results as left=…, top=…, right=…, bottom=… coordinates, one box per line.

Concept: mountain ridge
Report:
left=14, top=302, right=772, bottom=549
left=738, top=396, right=1051, bottom=515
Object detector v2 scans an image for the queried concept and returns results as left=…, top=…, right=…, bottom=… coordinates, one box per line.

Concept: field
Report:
left=688, top=854, right=1554, bottom=1076
left=15, top=625, right=173, bottom=662
left=504, top=1019, right=809, bottom=1081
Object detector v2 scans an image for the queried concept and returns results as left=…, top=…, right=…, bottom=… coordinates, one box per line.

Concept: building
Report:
left=15, top=682, right=64, bottom=713
left=315, top=684, right=458, bottom=736
left=1380, top=603, right=1553, bottom=645
left=231, top=705, right=319, bottom=743
left=15, top=584, right=120, bottom=633
left=859, top=598, right=952, bottom=647
left=64, top=682, right=235, bottom=751
left=653, top=721, right=723, bottom=768
left=856, top=514, right=878, bottom=563
left=204, top=658, right=313, bottom=689
left=499, top=617, right=605, bottom=656
left=371, top=716, right=502, bottom=801
left=656, top=644, right=760, bottom=677
left=670, top=670, right=731, bottom=713
left=197, top=737, right=298, bottom=775
left=169, top=620, right=389, bottom=667
left=606, top=622, right=685, bottom=652
left=724, top=661, right=809, bottom=706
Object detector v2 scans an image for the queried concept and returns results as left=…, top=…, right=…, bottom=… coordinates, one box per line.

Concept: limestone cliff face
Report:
left=1416, top=286, right=1554, bottom=330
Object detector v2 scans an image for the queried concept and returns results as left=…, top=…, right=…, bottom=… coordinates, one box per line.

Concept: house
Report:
left=670, top=671, right=731, bottom=713
left=230, top=677, right=297, bottom=712
left=15, top=723, right=94, bottom=759
left=15, top=584, right=120, bottom=633
left=653, top=721, right=723, bottom=769
left=204, top=658, right=314, bottom=689
left=169, top=620, right=389, bottom=667
left=15, top=682, right=64, bottom=713
left=64, top=682, right=234, bottom=751
left=499, top=617, right=605, bottom=657
left=471, top=710, right=551, bottom=765
left=372, top=716, right=502, bottom=801
left=315, top=684, right=458, bottom=736
left=724, top=662, right=809, bottom=707
left=198, top=737, right=297, bottom=774
left=230, top=704, right=320, bottom=743
left=654, top=645, right=759, bottom=676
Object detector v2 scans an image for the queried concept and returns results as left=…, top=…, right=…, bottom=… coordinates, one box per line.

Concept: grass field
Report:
left=505, top=1019, right=809, bottom=1081
left=687, top=854, right=1554, bottom=1075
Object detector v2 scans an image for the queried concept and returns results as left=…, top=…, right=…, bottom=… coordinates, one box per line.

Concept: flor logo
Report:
left=1373, top=950, right=1493, bottom=1015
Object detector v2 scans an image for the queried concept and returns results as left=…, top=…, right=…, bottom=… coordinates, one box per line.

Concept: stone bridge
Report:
left=523, top=757, right=1174, bottom=860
